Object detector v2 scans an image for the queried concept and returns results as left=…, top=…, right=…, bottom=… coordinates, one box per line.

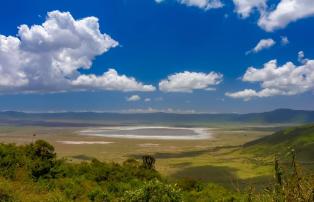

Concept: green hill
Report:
left=244, top=124, right=314, bottom=161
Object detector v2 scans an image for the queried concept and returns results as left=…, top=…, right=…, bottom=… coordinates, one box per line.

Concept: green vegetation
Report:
left=0, top=136, right=313, bottom=201
left=0, top=124, right=274, bottom=185
left=244, top=124, right=314, bottom=162
left=250, top=150, right=314, bottom=202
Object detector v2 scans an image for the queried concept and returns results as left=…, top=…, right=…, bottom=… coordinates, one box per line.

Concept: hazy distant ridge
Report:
left=0, top=109, right=314, bottom=126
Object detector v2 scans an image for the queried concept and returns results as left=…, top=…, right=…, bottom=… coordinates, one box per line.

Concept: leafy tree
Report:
left=142, top=155, right=155, bottom=170
left=26, top=140, right=56, bottom=160
left=24, top=140, right=59, bottom=180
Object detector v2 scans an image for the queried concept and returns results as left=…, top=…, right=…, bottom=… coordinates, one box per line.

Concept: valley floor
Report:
left=0, top=124, right=282, bottom=188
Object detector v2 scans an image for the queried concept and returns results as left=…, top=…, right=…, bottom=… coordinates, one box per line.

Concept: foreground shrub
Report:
left=88, top=188, right=110, bottom=202
left=177, top=178, right=204, bottom=192
left=0, top=188, right=15, bottom=202
left=269, top=150, right=314, bottom=202
left=0, top=180, right=17, bottom=202
left=183, top=182, right=243, bottom=202
left=0, top=144, right=23, bottom=179
left=24, top=140, right=56, bottom=179
left=123, top=179, right=182, bottom=202
left=54, top=178, right=85, bottom=200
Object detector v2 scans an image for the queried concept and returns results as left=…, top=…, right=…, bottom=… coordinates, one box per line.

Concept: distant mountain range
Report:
left=0, top=109, right=314, bottom=126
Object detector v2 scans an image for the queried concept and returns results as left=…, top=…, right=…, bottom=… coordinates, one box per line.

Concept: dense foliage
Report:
left=0, top=140, right=313, bottom=201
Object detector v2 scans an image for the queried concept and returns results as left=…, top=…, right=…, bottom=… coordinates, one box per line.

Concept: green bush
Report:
left=183, top=183, right=243, bottom=202
left=0, top=181, right=17, bottom=202
left=88, top=188, right=110, bottom=202
left=24, top=140, right=60, bottom=180
left=123, top=179, right=182, bottom=202
left=26, top=140, right=56, bottom=160
left=0, top=188, right=15, bottom=202
left=177, top=178, right=204, bottom=192
left=0, top=144, right=23, bottom=179
left=57, top=178, right=85, bottom=200
left=123, top=158, right=141, bottom=168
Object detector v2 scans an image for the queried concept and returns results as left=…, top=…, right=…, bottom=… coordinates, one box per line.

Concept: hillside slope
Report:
left=244, top=124, right=314, bottom=161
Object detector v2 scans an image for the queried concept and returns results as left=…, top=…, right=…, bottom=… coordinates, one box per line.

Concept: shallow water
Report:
left=79, top=126, right=211, bottom=140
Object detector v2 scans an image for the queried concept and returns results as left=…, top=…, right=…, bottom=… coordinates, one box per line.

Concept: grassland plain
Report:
left=0, top=124, right=283, bottom=188
left=0, top=124, right=313, bottom=201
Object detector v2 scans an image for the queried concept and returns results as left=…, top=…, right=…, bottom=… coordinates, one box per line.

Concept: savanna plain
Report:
left=0, top=124, right=289, bottom=186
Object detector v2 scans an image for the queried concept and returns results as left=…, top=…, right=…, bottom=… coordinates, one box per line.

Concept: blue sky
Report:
left=0, top=0, right=313, bottom=113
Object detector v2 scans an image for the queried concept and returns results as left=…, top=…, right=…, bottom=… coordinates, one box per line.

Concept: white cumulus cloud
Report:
left=180, top=0, right=224, bottom=9
left=233, top=0, right=314, bottom=32
left=127, top=95, right=141, bottom=102
left=226, top=53, right=314, bottom=100
left=297, top=51, right=308, bottom=64
left=247, top=38, right=275, bottom=54
left=159, top=71, right=223, bottom=92
left=281, top=36, right=289, bottom=45
left=72, top=69, right=155, bottom=92
left=0, top=10, right=154, bottom=93
left=258, top=0, right=314, bottom=32
left=155, top=0, right=224, bottom=10
left=233, top=0, right=267, bottom=18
